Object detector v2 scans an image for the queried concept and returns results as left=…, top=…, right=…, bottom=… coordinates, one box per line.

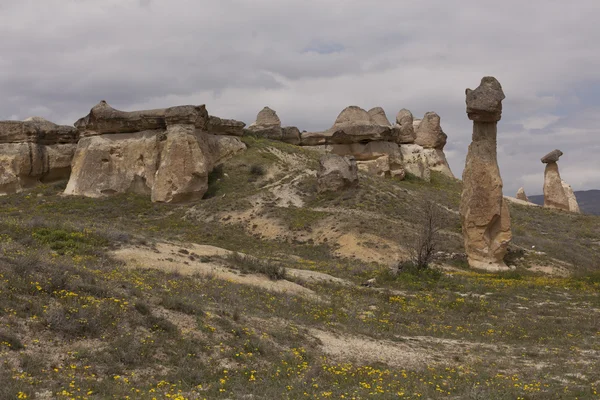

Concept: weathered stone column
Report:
left=541, top=149, right=570, bottom=211
left=460, top=77, right=511, bottom=271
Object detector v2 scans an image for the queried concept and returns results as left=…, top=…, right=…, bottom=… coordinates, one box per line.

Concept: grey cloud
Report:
left=2, top=0, right=600, bottom=195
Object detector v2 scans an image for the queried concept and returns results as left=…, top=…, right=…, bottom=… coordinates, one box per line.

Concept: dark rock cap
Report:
left=541, top=149, right=563, bottom=164
left=465, top=76, right=505, bottom=122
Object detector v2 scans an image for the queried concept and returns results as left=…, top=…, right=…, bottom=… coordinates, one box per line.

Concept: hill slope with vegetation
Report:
left=1, top=137, right=599, bottom=399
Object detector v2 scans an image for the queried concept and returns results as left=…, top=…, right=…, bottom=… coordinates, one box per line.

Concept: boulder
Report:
left=414, top=112, right=447, bottom=149
left=254, top=106, right=281, bottom=127
left=541, top=149, right=563, bottom=164
left=65, top=102, right=246, bottom=202
left=368, top=107, right=391, bottom=126
left=460, top=77, right=511, bottom=271
left=561, top=181, right=581, bottom=213
left=465, top=77, right=505, bottom=122
left=0, top=117, right=79, bottom=195
left=394, top=109, right=416, bottom=144
left=543, top=162, right=570, bottom=211
left=516, top=187, right=529, bottom=202
left=281, top=126, right=302, bottom=145
left=317, top=154, right=358, bottom=193
left=246, top=106, right=301, bottom=145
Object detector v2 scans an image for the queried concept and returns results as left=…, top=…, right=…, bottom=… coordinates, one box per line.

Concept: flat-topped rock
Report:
left=541, top=149, right=563, bottom=164
left=465, top=76, right=505, bottom=122
left=208, top=116, right=245, bottom=136
left=0, top=117, right=78, bottom=194
left=1, top=116, right=78, bottom=144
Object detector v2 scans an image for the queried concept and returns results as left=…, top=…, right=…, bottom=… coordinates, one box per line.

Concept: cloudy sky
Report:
left=2, top=0, right=599, bottom=195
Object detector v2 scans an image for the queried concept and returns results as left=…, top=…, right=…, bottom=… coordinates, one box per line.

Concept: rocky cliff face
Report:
left=64, top=101, right=245, bottom=203
left=0, top=117, right=79, bottom=195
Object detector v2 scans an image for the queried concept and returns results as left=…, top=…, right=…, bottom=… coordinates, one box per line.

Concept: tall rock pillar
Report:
left=460, top=77, right=512, bottom=271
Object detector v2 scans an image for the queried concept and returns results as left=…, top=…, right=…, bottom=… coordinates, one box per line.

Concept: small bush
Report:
left=0, top=331, right=24, bottom=351
left=146, top=315, right=178, bottom=334
left=225, top=252, right=287, bottom=280
left=396, top=261, right=442, bottom=281
left=161, top=296, right=202, bottom=316
left=134, top=302, right=152, bottom=316
left=249, top=164, right=266, bottom=176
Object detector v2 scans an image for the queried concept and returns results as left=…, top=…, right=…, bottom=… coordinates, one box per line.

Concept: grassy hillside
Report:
left=1, top=137, right=599, bottom=399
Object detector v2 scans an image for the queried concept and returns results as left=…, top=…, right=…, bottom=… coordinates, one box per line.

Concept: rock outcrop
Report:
left=368, top=107, right=391, bottom=126
left=317, top=154, right=358, bottom=193
left=0, top=117, right=79, bottom=195
left=246, top=107, right=301, bottom=145
left=301, top=106, right=394, bottom=146
left=65, top=101, right=245, bottom=203
left=561, top=181, right=581, bottom=213
left=541, top=149, right=579, bottom=212
left=394, top=109, right=416, bottom=144
left=414, top=112, right=447, bottom=150
left=460, top=77, right=512, bottom=271
left=516, top=187, right=529, bottom=202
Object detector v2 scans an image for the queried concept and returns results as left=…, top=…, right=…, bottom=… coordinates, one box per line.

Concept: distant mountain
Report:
left=528, top=189, right=600, bottom=215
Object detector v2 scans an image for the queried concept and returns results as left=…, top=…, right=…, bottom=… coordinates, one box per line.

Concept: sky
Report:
left=1, top=0, right=599, bottom=195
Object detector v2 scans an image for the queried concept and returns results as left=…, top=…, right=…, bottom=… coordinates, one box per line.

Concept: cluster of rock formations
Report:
left=540, top=149, right=580, bottom=213
left=247, top=105, right=454, bottom=182
left=1, top=101, right=454, bottom=201
left=460, top=77, right=512, bottom=271
left=0, top=117, right=78, bottom=195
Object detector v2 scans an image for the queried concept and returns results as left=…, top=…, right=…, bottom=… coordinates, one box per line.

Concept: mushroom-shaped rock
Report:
left=368, top=107, right=391, bottom=126
left=394, top=109, right=416, bottom=144
left=317, top=154, right=358, bottom=193
left=414, top=112, right=447, bottom=149
left=465, top=76, right=505, bottom=122
left=541, top=149, right=563, bottom=164
left=516, top=187, right=529, bottom=202
left=460, top=76, right=511, bottom=271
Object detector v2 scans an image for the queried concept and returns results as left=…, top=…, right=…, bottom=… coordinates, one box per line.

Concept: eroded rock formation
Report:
left=460, top=77, right=512, bottom=271
left=317, top=154, right=358, bottom=193
left=541, top=149, right=580, bottom=212
left=516, top=187, right=529, bottom=202
left=65, top=101, right=245, bottom=203
left=298, top=106, right=454, bottom=181
left=0, top=117, right=78, bottom=194
left=246, top=107, right=301, bottom=145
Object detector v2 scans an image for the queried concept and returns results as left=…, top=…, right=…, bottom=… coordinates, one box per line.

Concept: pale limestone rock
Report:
left=357, top=156, right=390, bottom=177
left=414, top=112, right=447, bottom=149
left=65, top=102, right=245, bottom=202
left=317, top=154, right=358, bottom=193
left=0, top=117, right=78, bottom=194
left=543, top=162, right=570, bottom=211
left=422, top=148, right=454, bottom=178
left=368, top=107, right=391, bottom=126
left=460, top=77, right=511, bottom=271
left=152, top=125, right=209, bottom=203
left=561, top=181, right=581, bottom=213
left=516, top=187, right=529, bottom=202
left=399, top=144, right=431, bottom=182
